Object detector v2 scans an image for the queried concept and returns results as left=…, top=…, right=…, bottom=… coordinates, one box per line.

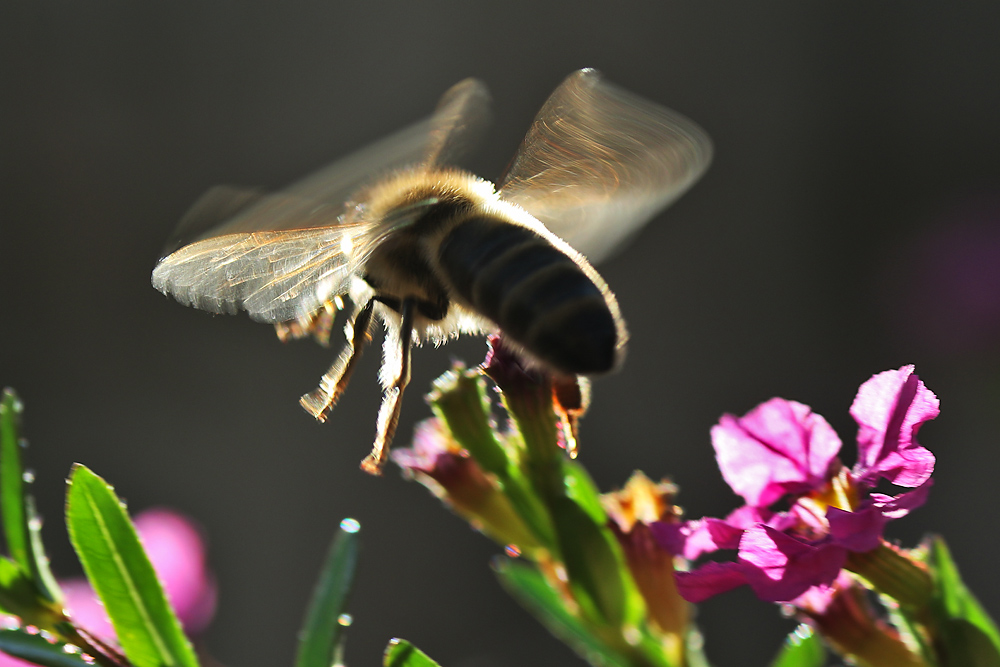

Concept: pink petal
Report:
left=738, top=525, right=846, bottom=602
left=62, top=578, right=114, bottom=640
left=851, top=366, right=938, bottom=488
left=791, top=571, right=855, bottom=615
left=652, top=518, right=744, bottom=560
left=725, top=504, right=775, bottom=530
left=870, top=478, right=933, bottom=519
left=826, top=506, right=886, bottom=552
left=713, top=399, right=842, bottom=507
left=674, top=561, right=749, bottom=603
left=392, top=418, right=453, bottom=472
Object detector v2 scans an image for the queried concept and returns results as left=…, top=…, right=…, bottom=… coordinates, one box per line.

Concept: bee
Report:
left=151, top=68, right=712, bottom=474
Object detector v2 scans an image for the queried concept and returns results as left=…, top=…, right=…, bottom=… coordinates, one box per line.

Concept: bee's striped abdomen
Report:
left=438, top=216, right=618, bottom=374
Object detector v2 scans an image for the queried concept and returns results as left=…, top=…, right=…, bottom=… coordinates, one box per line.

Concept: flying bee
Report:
left=151, top=68, right=712, bottom=474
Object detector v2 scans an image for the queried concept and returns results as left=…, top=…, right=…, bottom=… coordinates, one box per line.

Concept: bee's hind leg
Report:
left=300, top=298, right=375, bottom=421
left=361, top=297, right=416, bottom=475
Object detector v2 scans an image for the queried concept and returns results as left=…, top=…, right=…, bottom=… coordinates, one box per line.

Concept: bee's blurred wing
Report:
left=164, top=77, right=492, bottom=249
left=152, top=227, right=369, bottom=323
left=153, top=78, right=492, bottom=322
left=498, top=69, right=712, bottom=264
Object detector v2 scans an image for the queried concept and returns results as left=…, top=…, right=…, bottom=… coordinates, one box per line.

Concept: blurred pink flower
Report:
left=884, top=195, right=1000, bottom=352
left=654, top=366, right=938, bottom=603
left=0, top=508, right=215, bottom=665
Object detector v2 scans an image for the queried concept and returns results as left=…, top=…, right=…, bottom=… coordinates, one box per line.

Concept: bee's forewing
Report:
left=498, top=68, right=712, bottom=264
left=152, top=78, right=493, bottom=323
left=152, top=227, right=366, bottom=323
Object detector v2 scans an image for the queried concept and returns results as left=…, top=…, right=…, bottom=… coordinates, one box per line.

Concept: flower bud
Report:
left=602, top=472, right=690, bottom=661
left=394, top=419, right=542, bottom=554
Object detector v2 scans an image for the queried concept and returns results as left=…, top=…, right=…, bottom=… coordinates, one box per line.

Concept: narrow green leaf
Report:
left=0, top=628, right=94, bottom=667
left=937, top=619, right=1000, bottom=667
left=0, top=389, right=62, bottom=604
left=65, top=464, right=199, bottom=667
left=295, top=518, right=361, bottom=667
left=0, top=390, right=29, bottom=567
left=930, top=536, right=1000, bottom=655
left=0, top=556, right=63, bottom=628
left=548, top=495, right=626, bottom=626
left=0, top=555, right=37, bottom=615
left=768, top=624, right=825, bottom=667
left=494, top=557, right=634, bottom=667
left=560, top=460, right=606, bottom=526
left=383, top=638, right=442, bottom=667
left=25, top=495, right=62, bottom=605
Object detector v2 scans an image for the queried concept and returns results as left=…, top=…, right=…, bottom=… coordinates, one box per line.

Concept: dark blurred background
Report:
left=3, top=3, right=1000, bottom=666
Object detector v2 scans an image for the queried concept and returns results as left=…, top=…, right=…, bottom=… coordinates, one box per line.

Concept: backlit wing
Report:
left=153, top=78, right=492, bottom=322
left=152, top=227, right=362, bottom=323
left=498, top=69, right=712, bottom=264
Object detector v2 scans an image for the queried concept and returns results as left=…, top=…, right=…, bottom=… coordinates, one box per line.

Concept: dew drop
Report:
left=1, top=616, right=20, bottom=630
left=21, top=470, right=35, bottom=484
left=504, top=544, right=521, bottom=558
left=25, top=625, right=39, bottom=635
left=27, top=517, right=42, bottom=532
left=339, top=518, right=361, bottom=534
left=81, top=653, right=96, bottom=664
left=63, top=644, right=82, bottom=655
left=337, top=613, right=353, bottom=627
left=39, top=629, right=54, bottom=642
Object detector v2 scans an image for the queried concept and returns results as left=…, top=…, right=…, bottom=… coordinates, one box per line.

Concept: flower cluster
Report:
left=653, top=365, right=938, bottom=604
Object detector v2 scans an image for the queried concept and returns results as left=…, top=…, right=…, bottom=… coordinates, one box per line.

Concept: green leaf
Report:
left=0, top=389, right=61, bottom=604
left=768, top=624, right=825, bottom=667
left=0, top=628, right=94, bottom=667
left=548, top=495, right=626, bottom=626
left=0, top=390, right=29, bottom=567
left=929, top=537, right=1000, bottom=659
left=937, top=619, right=1000, bottom=667
left=383, top=639, right=442, bottom=667
left=560, top=460, right=606, bottom=526
left=494, top=557, right=635, bottom=667
left=295, top=518, right=361, bottom=667
left=65, top=464, right=199, bottom=667
left=0, top=556, right=62, bottom=628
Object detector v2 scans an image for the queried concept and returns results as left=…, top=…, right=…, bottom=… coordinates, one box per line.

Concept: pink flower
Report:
left=0, top=509, right=216, bottom=665
left=654, top=366, right=938, bottom=603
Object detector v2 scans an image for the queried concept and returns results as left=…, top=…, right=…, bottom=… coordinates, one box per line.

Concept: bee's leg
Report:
left=300, top=299, right=375, bottom=421
left=276, top=296, right=343, bottom=347
left=360, top=297, right=416, bottom=475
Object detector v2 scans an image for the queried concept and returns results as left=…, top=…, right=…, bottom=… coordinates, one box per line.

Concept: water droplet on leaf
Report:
left=337, top=613, right=353, bottom=626
left=339, top=517, right=361, bottom=533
